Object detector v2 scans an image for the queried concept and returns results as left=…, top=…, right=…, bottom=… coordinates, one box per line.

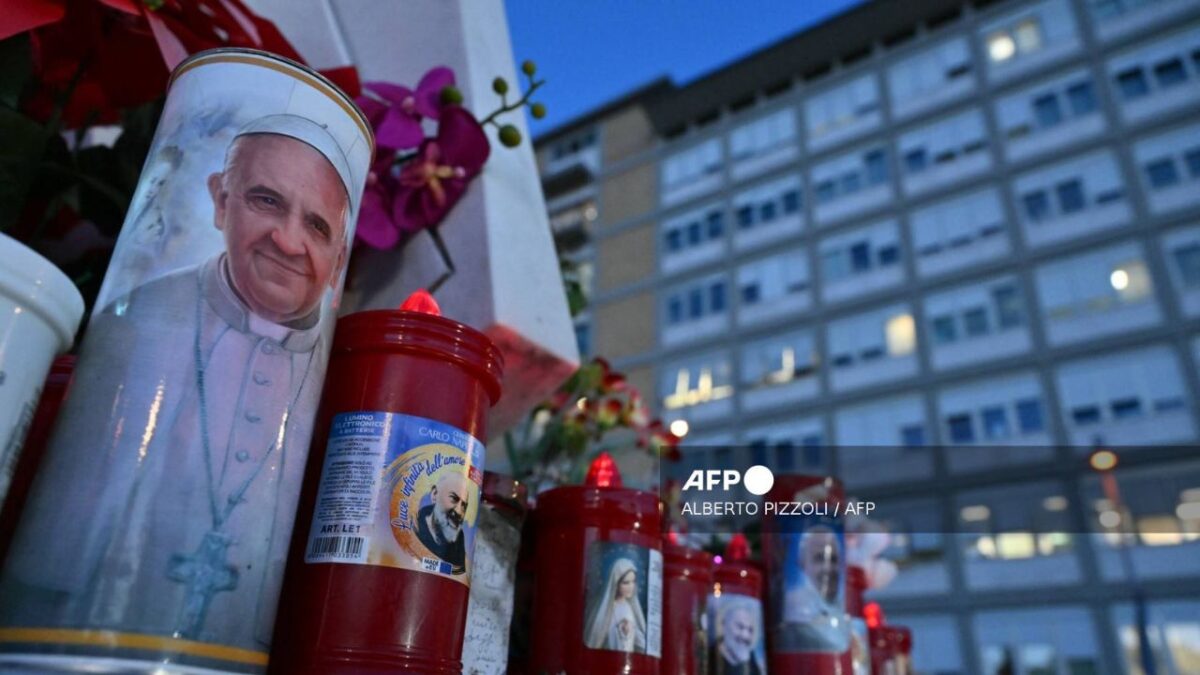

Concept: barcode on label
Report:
left=308, top=536, right=364, bottom=560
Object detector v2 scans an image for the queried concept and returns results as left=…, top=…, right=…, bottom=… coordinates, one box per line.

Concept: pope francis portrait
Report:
left=1, top=114, right=355, bottom=650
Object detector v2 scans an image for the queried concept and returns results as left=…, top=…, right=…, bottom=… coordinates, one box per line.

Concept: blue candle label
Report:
left=582, top=540, right=663, bottom=659
left=305, top=411, right=484, bottom=586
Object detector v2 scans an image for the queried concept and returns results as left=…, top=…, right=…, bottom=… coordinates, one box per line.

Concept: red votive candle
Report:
left=530, top=467, right=664, bottom=674
left=845, top=565, right=871, bottom=675
left=709, top=535, right=767, bottom=675
left=270, top=307, right=503, bottom=674
left=662, top=540, right=713, bottom=675
left=762, top=475, right=852, bottom=675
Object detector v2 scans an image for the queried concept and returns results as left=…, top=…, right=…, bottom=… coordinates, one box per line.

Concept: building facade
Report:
left=534, top=0, right=1200, bottom=673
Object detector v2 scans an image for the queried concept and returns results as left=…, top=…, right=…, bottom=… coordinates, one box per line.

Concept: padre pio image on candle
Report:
left=708, top=594, right=767, bottom=675
left=0, top=50, right=371, bottom=669
left=583, top=541, right=663, bottom=655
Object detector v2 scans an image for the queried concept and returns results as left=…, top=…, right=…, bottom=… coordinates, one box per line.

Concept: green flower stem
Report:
left=478, top=78, right=544, bottom=129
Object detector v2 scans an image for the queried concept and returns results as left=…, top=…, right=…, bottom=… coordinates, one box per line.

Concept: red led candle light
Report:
left=270, top=303, right=503, bottom=674
left=530, top=455, right=664, bottom=674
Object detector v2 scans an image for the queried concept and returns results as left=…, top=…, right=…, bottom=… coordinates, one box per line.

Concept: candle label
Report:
left=707, top=592, right=767, bottom=674
left=305, top=411, right=485, bottom=587
left=772, top=512, right=849, bottom=653
left=581, top=541, right=663, bottom=659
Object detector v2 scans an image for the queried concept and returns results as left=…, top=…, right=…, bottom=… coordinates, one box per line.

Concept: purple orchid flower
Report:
left=354, top=150, right=403, bottom=249
left=392, top=105, right=490, bottom=234
left=358, top=66, right=455, bottom=150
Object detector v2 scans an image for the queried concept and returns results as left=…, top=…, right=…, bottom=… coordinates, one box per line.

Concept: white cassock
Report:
left=1, top=254, right=325, bottom=651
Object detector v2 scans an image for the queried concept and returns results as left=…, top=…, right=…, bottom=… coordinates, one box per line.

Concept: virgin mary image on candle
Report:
left=585, top=556, right=649, bottom=653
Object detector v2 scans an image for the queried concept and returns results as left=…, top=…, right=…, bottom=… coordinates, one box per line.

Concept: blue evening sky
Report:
left=505, top=1, right=865, bottom=138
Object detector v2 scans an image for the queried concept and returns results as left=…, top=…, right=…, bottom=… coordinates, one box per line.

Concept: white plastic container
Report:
left=0, top=233, right=84, bottom=503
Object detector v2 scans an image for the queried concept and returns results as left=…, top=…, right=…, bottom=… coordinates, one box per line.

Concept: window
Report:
left=730, top=108, right=797, bottom=161
left=1016, top=398, right=1045, bottom=433
left=1033, top=93, right=1062, bottom=128
left=666, top=230, right=683, bottom=252
left=864, top=149, right=889, bottom=184
left=1185, top=148, right=1200, bottom=178
left=901, top=424, right=926, bottom=448
left=662, top=139, right=722, bottom=191
left=706, top=212, right=724, bottom=239
left=1110, top=397, right=1143, bottom=419
left=1116, top=68, right=1150, bottom=99
left=1173, top=243, right=1200, bottom=286
left=740, top=331, right=818, bottom=390
left=687, top=222, right=702, bottom=246
left=782, top=189, right=801, bottom=214
left=887, top=37, right=973, bottom=113
left=688, top=289, right=703, bottom=318
left=932, top=315, right=957, bottom=344
left=710, top=282, right=726, bottom=313
left=737, top=205, right=754, bottom=228
left=1023, top=191, right=1052, bottom=222
left=668, top=298, right=682, bottom=324
left=1145, top=158, right=1181, bottom=189
left=805, top=75, right=880, bottom=143
left=987, top=17, right=1044, bottom=62
left=760, top=201, right=777, bottom=223
left=1072, top=405, right=1102, bottom=425
left=948, top=414, right=975, bottom=443
left=741, top=284, right=761, bottom=304
left=1153, top=57, right=1187, bottom=88
left=963, top=307, right=990, bottom=337
left=736, top=248, right=810, bottom=313
left=993, top=285, right=1024, bottom=328
left=1066, top=81, right=1096, bottom=115
left=1056, top=179, right=1086, bottom=214
left=662, top=352, right=734, bottom=410
left=982, top=406, right=1011, bottom=439
left=904, top=148, right=928, bottom=173
left=849, top=242, right=871, bottom=271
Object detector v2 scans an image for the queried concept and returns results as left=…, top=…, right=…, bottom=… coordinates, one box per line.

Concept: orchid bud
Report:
left=499, top=124, right=522, bottom=148
left=492, top=77, right=509, bottom=95
left=439, top=85, right=463, bottom=105
left=531, top=102, right=547, bottom=119
left=522, top=60, right=537, bottom=76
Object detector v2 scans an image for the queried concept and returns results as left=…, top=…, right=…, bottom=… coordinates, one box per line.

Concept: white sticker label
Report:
left=646, top=548, right=663, bottom=659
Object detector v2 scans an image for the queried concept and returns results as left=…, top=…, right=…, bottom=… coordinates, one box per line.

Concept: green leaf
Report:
left=0, top=106, right=50, bottom=232
left=0, top=35, right=32, bottom=110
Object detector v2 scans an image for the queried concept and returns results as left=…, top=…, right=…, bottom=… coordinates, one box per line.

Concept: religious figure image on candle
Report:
left=583, top=541, right=662, bottom=655
left=708, top=594, right=766, bottom=675
left=0, top=55, right=370, bottom=663
left=775, top=525, right=850, bottom=653
left=381, top=433, right=482, bottom=584
left=415, top=471, right=470, bottom=573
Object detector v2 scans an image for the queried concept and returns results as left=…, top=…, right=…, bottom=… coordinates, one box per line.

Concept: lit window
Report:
left=988, top=32, right=1016, bottom=62
left=885, top=313, right=917, bottom=356
left=1013, top=19, right=1041, bottom=53
left=1111, top=260, right=1152, bottom=301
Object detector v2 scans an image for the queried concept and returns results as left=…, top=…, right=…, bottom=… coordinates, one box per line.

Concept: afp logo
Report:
left=682, top=465, right=775, bottom=496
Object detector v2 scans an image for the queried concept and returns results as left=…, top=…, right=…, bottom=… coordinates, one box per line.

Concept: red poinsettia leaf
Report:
left=321, top=66, right=361, bottom=99
left=0, top=0, right=65, bottom=41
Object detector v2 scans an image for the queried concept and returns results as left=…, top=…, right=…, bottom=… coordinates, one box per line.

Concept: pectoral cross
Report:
left=167, top=530, right=239, bottom=638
